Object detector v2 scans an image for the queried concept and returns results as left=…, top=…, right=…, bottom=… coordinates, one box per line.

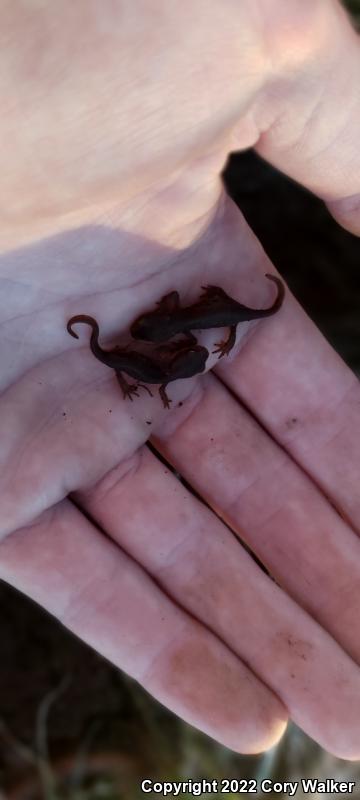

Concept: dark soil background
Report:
left=225, top=151, right=360, bottom=374
left=1, top=5, right=360, bottom=796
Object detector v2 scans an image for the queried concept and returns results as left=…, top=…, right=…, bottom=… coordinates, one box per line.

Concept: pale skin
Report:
left=0, top=0, right=360, bottom=758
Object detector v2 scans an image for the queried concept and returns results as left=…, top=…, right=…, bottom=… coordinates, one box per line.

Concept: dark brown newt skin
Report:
left=67, top=315, right=208, bottom=408
left=130, top=273, right=285, bottom=357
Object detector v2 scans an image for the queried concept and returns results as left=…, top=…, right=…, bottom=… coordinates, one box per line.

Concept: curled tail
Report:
left=263, top=274, right=285, bottom=315
left=67, top=315, right=104, bottom=359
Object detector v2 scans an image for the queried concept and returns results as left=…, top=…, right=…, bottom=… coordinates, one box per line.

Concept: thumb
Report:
left=254, top=0, right=360, bottom=235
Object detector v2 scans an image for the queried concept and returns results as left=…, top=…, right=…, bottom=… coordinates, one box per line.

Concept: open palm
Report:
left=1, top=0, right=360, bottom=758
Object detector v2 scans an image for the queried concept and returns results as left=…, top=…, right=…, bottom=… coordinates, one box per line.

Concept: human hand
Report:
left=1, top=0, right=360, bottom=758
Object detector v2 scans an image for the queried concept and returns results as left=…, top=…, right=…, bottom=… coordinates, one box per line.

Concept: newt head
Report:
left=166, top=345, right=208, bottom=381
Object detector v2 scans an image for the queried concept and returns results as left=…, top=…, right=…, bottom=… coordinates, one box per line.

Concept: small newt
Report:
left=130, top=273, right=285, bottom=357
left=67, top=315, right=208, bottom=408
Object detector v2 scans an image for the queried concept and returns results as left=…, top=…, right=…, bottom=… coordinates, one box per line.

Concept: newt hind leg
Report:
left=159, top=384, right=172, bottom=409
left=116, top=372, right=153, bottom=401
left=213, top=325, right=237, bottom=358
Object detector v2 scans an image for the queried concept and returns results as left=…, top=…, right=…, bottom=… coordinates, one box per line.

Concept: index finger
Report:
left=217, top=253, right=360, bottom=535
